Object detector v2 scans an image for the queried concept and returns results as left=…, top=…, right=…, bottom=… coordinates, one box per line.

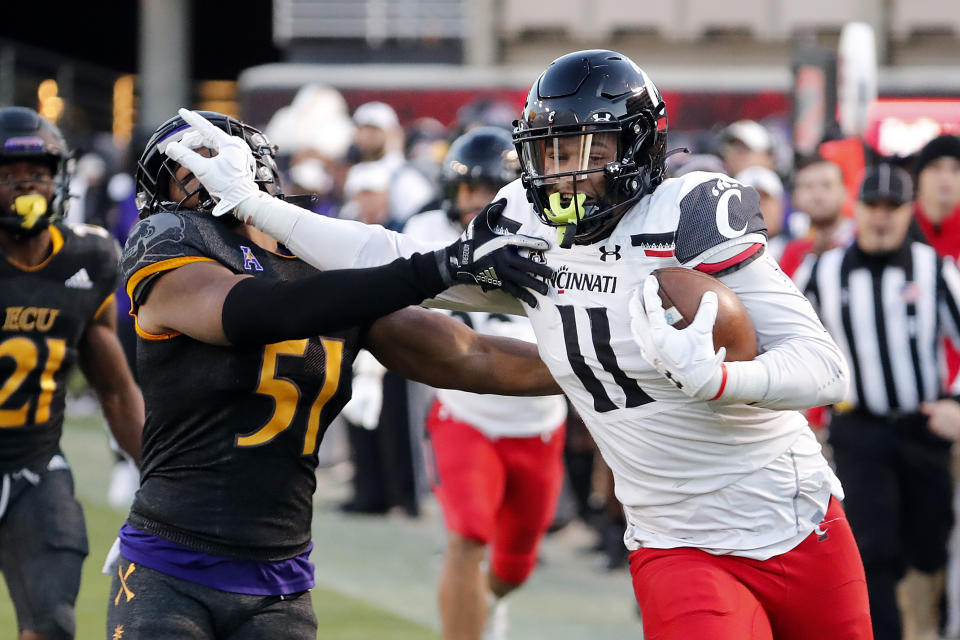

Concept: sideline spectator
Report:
left=668, top=153, right=725, bottom=179
left=909, top=134, right=960, bottom=640
left=719, top=120, right=775, bottom=176
left=341, top=162, right=393, bottom=227
left=735, top=165, right=787, bottom=260
left=912, top=134, right=960, bottom=256
left=350, top=102, right=435, bottom=226
left=780, top=155, right=854, bottom=277
left=794, top=164, right=958, bottom=640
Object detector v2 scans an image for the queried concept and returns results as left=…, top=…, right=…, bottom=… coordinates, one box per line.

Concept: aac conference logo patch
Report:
left=240, top=246, right=264, bottom=272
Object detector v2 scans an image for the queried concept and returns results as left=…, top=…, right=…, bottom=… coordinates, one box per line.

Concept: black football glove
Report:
left=436, top=199, right=553, bottom=307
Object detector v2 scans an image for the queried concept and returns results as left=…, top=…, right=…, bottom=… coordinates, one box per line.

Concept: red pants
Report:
left=629, top=498, right=873, bottom=639
left=426, top=401, right=565, bottom=585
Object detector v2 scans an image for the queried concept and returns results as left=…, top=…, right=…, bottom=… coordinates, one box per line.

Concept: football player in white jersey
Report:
left=404, top=126, right=567, bottom=640
left=165, top=48, right=872, bottom=638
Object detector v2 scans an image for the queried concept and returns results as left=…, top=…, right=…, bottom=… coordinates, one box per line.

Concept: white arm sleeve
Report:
left=238, top=191, right=525, bottom=315
left=716, top=252, right=850, bottom=410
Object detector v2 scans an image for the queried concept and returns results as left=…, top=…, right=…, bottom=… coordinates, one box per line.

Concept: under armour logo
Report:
left=114, top=563, right=136, bottom=605
left=112, top=624, right=125, bottom=639
left=240, top=246, right=264, bottom=272
left=599, top=245, right=621, bottom=261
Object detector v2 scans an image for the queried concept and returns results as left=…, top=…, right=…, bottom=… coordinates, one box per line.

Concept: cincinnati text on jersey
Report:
left=551, top=265, right=618, bottom=295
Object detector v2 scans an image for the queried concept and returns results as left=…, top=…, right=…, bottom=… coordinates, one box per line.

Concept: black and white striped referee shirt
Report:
left=793, top=239, right=960, bottom=415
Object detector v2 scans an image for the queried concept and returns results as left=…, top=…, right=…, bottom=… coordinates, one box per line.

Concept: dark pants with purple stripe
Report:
left=106, top=557, right=316, bottom=640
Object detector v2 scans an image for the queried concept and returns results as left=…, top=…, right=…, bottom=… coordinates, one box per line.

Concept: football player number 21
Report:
left=0, top=337, right=66, bottom=428
left=237, top=339, right=343, bottom=455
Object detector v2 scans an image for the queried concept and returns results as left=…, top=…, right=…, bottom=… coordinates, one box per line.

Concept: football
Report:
left=652, top=267, right=758, bottom=362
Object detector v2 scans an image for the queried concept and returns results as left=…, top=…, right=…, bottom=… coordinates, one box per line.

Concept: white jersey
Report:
left=483, top=174, right=844, bottom=558
left=253, top=171, right=848, bottom=559
left=402, top=209, right=566, bottom=438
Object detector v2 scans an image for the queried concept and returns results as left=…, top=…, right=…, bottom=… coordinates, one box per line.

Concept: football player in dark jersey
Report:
left=0, top=107, right=143, bottom=640
left=106, top=111, right=558, bottom=639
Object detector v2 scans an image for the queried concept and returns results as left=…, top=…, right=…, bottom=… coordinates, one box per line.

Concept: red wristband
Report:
left=710, top=363, right=728, bottom=401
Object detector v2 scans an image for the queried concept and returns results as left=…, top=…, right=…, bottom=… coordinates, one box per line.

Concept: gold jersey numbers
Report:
left=236, top=338, right=344, bottom=455
left=0, top=336, right=66, bottom=427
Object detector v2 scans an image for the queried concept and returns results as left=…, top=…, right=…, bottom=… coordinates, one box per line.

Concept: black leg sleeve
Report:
left=221, top=251, right=446, bottom=345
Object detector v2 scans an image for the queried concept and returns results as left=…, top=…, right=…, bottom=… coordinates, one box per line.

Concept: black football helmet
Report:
left=0, top=106, right=71, bottom=235
left=513, top=50, right=668, bottom=246
left=440, top=126, right=519, bottom=224
left=135, top=111, right=282, bottom=217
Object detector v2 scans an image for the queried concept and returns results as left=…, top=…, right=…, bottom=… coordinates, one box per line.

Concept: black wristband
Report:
left=221, top=252, right=447, bottom=345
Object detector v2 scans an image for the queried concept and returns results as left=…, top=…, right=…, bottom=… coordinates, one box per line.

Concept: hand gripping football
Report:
left=652, top=267, right=758, bottom=362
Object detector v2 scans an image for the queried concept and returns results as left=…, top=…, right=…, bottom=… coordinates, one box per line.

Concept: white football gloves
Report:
left=629, top=275, right=727, bottom=401
left=162, top=108, right=259, bottom=217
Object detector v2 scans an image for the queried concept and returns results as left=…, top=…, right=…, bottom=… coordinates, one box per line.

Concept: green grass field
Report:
left=0, top=415, right=440, bottom=640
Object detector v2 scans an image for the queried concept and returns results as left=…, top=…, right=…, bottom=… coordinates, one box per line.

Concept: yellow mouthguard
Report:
left=545, top=192, right=586, bottom=224
left=545, top=192, right=585, bottom=247
left=12, top=194, right=47, bottom=229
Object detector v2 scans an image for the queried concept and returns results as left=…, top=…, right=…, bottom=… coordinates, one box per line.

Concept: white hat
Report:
left=722, top=120, right=773, bottom=153
left=736, top=166, right=784, bottom=199
left=265, top=84, right=355, bottom=158
left=344, top=161, right=392, bottom=198
left=353, top=102, right=399, bottom=130
left=289, top=157, right=333, bottom=194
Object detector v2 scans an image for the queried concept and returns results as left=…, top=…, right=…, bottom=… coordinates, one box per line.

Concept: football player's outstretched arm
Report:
left=364, top=306, right=561, bottom=396
left=235, top=194, right=530, bottom=314
left=78, top=297, right=144, bottom=465
left=163, top=109, right=546, bottom=314
left=136, top=253, right=457, bottom=346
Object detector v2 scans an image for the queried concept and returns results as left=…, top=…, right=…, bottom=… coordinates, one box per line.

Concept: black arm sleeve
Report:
left=221, top=251, right=447, bottom=345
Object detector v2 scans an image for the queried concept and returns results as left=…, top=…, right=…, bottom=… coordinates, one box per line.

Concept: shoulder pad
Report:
left=59, top=222, right=121, bottom=259
left=120, top=212, right=210, bottom=305
left=54, top=222, right=122, bottom=297
left=496, top=179, right=542, bottom=235
left=673, top=172, right=767, bottom=265
left=65, top=222, right=111, bottom=239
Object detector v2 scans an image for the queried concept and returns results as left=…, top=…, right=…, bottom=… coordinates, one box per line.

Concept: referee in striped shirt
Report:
left=794, top=163, right=960, bottom=640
